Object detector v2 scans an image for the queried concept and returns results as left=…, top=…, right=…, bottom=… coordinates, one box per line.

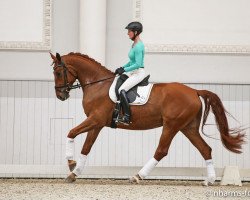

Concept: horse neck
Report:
left=67, top=56, right=113, bottom=87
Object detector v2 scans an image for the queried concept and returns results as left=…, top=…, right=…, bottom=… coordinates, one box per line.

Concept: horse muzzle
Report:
left=56, top=91, right=70, bottom=101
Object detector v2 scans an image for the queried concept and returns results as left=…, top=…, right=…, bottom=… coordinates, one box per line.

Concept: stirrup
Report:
left=116, top=115, right=131, bottom=125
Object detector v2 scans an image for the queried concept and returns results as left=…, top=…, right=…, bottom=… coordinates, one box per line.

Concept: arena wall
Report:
left=0, top=0, right=249, bottom=179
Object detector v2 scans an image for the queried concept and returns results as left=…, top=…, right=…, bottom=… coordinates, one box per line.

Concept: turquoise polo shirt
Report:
left=123, top=41, right=145, bottom=72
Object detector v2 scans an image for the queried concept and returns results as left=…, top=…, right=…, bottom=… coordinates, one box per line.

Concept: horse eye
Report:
left=56, top=72, right=61, bottom=77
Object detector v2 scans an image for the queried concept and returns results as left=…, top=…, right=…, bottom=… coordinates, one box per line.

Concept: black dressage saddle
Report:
left=115, top=74, right=150, bottom=103
left=111, top=74, right=150, bottom=128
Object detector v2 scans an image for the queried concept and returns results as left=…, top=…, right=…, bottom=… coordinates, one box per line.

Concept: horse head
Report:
left=50, top=52, right=78, bottom=101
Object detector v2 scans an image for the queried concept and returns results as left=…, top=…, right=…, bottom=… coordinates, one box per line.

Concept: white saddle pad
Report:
left=109, top=83, right=154, bottom=105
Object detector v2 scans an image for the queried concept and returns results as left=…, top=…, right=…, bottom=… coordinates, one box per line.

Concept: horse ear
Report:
left=50, top=52, right=56, bottom=61
left=56, top=53, right=62, bottom=62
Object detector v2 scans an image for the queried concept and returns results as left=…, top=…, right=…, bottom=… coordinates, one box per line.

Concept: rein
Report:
left=54, top=61, right=116, bottom=92
left=82, top=76, right=116, bottom=88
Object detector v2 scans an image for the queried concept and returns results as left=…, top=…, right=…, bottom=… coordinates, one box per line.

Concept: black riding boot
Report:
left=119, top=90, right=131, bottom=125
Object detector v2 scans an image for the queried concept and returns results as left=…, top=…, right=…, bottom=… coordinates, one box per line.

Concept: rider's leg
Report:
left=118, top=68, right=146, bottom=124
left=119, top=89, right=131, bottom=125
left=119, top=68, right=146, bottom=92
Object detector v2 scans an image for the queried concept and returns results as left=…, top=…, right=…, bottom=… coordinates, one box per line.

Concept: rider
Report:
left=115, top=21, right=146, bottom=125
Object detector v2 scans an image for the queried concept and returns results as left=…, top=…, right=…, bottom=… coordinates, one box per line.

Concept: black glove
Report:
left=115, top=67, right=125, bottom=75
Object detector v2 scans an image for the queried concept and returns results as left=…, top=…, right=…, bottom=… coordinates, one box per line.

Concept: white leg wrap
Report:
left=138, top=157, right=159, bottom=179
left=203, top=159, right=216, bottom=186
left=206, top=159, right=216, bottom=178
left=72, top=154, right=87, bottom=176
left=65, top=138, right=74, bottom=160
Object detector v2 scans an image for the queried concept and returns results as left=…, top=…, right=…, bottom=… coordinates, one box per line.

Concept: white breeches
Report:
left=119, top=68, right=147, bottom=92
left=110, top=68, right=147, bottom=95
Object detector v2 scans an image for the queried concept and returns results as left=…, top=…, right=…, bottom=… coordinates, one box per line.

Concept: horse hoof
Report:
left=65, top=173, right=76, bottom=183
left=129, top=175, right=140, bottom=184
left=68, top=160, right=77, bottom=172
left=202, top=177, right=216, bottom=186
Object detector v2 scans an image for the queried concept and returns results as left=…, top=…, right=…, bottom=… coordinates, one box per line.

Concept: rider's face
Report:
left=127, top=30, right=135, bottom=40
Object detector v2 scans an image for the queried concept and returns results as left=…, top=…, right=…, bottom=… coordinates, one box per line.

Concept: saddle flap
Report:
left=115, top=74, right=150, bottom=102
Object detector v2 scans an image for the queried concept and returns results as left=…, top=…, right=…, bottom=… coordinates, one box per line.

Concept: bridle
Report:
left=53, top=61, right=81, bottom=93
left=53, top=61, right=116, bottom=93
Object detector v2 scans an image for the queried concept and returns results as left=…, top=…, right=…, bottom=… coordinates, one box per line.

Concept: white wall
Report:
left=0, top=0, right=249, bottom=83
left=0, top=0, right=79, bottom=81
left=0, top=81, right=249, bottom=179
left=0, top=0, right=250, bottom=179
left=106, top=0, right=250, bottom=84
left=0, top=0, right=43, bottom=42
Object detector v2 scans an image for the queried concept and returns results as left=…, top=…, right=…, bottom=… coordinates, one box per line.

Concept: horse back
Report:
left=152, top=82, right=198, bottom=98
left=149, top=82, right=201, bottom=114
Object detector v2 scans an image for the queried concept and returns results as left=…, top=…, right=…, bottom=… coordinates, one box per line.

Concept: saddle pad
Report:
left=109, top=83, right=154, bottom=105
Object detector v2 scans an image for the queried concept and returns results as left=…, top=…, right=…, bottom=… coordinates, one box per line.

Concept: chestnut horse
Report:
left=50, top=52, right=245, bottom=184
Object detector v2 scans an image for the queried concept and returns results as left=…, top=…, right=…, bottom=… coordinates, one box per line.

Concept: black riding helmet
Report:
left=125, top=21, right=143, bottom=40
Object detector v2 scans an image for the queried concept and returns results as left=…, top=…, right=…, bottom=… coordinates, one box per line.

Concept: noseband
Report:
left=53, top=62, right=81, bottom=93
left=54, top=61, right=117, bottom=93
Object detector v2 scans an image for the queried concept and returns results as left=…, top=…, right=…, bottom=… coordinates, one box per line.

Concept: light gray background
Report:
left=0, top=0, right=250, bottom=179
left=106, top=0, right=250, bottom=84
left=0, top=0, right=79, bottom=80
left=0, top=0, right=249, bottom=83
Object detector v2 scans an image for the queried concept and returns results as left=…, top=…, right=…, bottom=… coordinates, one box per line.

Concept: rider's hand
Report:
left=115, top=67, right=125, bottom=75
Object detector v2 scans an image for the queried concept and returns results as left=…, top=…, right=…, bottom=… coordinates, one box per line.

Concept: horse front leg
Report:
left=65, top=127, right=102, bottom=183
left=65, top=116, right=100, bottom=171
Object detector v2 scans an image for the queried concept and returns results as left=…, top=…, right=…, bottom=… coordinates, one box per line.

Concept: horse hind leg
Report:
left=130, top=126, right=177, bottom=183
left=68, top=160, right=77, bottom=172
left=181, top=111, right=216, bottom=186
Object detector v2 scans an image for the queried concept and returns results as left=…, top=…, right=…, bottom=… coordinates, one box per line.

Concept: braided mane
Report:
left=67, top=52, right=113, bottom=73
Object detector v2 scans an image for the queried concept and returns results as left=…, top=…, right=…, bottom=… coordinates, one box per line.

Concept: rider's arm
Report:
left=123, top=46, right=143, bottom=72
left=123, top=61, right=131, bottom=68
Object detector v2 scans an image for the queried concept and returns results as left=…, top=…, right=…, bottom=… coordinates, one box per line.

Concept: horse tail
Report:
left=197, top=90, right=245, bottom=154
